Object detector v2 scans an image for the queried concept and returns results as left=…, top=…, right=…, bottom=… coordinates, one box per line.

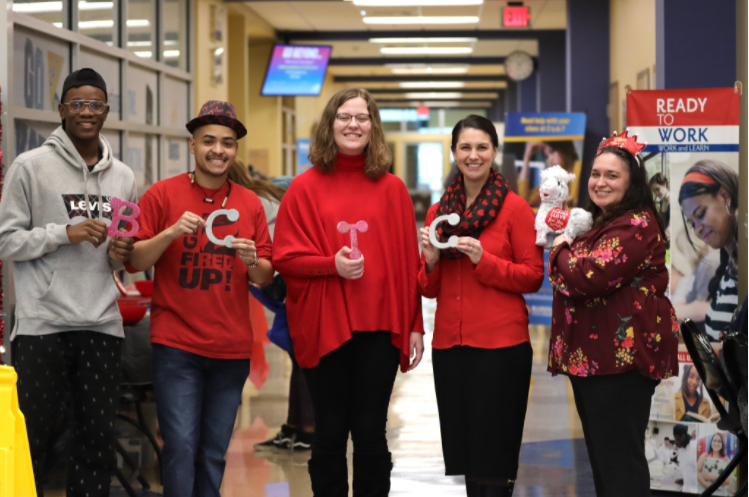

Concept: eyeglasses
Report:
left=62, top=99, right=108, bottom=114
left=336, top=113, right=371, bottom=124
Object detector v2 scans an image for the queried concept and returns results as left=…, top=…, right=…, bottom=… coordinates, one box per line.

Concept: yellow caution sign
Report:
left=0, top=366, right=36, bottom=497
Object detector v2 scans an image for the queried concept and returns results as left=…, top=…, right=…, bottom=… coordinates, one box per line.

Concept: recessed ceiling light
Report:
left=404, top=92, right=465, bottom=99
left=364, top=16, right=479, bottom=25
left=380, top=47, right=473, bottom=54
left=399, top=82, right=466, bottom=88
left=354, top=0, right=482, bottom=6
left=391, top=67, right=470, bottom=75
left=12, top=1, right=61, bottom=13
left=370, top=37, right=478, bottom=43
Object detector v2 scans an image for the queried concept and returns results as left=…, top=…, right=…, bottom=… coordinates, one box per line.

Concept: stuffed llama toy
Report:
left=534, top=165, right=593, bottom=246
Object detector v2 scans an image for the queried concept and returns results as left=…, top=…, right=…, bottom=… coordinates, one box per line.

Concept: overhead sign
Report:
left=503, top=6, right=530, bottom=27
left=503, top=112, right=586, bottom=142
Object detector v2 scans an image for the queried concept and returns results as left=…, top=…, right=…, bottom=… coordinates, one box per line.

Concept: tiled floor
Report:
left=46, top=299, right=680, bottom=496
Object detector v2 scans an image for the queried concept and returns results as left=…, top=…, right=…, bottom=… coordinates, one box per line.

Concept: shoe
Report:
left=289, top=430, right=314, bottom=453
left=477, top=481, right=514, bottom=497
left=254, top=424, right=296, bottom=451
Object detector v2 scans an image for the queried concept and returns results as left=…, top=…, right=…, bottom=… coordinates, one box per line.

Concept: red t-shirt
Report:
left=131, top=174, right=272, bottom=359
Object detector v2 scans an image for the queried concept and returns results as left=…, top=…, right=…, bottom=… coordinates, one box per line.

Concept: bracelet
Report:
left=247, top=251, right=259, bottom=269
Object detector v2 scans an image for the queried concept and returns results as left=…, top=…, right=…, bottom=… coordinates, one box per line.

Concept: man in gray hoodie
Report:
left=0, top=68, right=137, bottom=497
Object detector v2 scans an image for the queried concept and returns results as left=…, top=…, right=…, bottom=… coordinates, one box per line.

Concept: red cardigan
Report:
left=547, top=209, right=679, bottom=379
left=418, top=191, right=544, bottom=349
left=272, top=153, right=424, bottom=372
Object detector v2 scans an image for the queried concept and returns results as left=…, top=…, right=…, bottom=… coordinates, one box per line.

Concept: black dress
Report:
left=432, top=341, right=533, bottom=479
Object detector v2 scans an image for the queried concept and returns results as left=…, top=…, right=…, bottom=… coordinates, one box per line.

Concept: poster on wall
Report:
left=503, top=112, right=586, bottom=208
left=627, top=87, right=740, bottom=495
left=13, top=28, right=70, bottom=112
left=503, top=112, right=587, bottom=326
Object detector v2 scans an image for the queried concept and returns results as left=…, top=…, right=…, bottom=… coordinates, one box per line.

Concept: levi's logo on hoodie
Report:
left=62, top=194, right=114, bottom=220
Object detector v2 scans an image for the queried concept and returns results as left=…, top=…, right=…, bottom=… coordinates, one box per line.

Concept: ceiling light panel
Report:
left=399, top=82, right=465, bottom=88
left=404, top=92, right=465, bottom=99
left=380, top=47, right=473, bottom=55
left=353, top=0, right=482, bottom=6
left=370, top=37, right=478, bottom=43
left=391, top=67, right=470, bottom=75
left=364, top=16, right=479, bottom=25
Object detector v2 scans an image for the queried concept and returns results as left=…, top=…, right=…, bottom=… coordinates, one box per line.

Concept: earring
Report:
left=726, top=203, right=731, bottom=215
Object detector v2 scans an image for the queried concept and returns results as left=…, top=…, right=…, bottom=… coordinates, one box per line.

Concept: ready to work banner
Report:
left=627, top=87, right=740, bottom=152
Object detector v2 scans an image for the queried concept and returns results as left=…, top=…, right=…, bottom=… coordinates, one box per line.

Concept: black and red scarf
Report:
left=435, top=168, right=510, bottom=259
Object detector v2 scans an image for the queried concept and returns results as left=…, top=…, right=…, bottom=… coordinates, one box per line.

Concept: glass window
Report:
left=161, top=76, right=189, bottom=128
left=101, top=129, right=121, bottom=160
left=127, top=0, right=156, bottom=60
left=12, top=0, right=66, bottom=29
left=15, top=120, right=59, bottom=155
left=127, top=133, right=158, bottom=190
left=126, top=63, right=158, bottom=125
left=80, top=48, right=121, bottom=118
left=163, top=0, right=187, bottom=68
left=13, top=28, right=70, bottom=111
left=78, top=0, right=118, bottom=46
left=162, top=138, right=190, bottom=179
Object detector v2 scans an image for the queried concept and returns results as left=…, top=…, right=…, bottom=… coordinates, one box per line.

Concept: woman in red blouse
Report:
left=272, top=88, right=424, bottom=497
left=547, top=131, right=678, bottom=497
left=419, top=115, right=544, bottom=497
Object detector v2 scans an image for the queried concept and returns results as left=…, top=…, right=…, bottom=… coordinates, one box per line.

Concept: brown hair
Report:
left=309, top=88, right=392, bottom=180
left=228, top=158, right=285, bottom=202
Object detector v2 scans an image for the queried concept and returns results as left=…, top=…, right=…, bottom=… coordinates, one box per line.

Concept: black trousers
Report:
left=569, top=370, right=658, bottom=497
left=303, top=331, right=400, bottom=458
left=15, top=332, right=122, bottom=497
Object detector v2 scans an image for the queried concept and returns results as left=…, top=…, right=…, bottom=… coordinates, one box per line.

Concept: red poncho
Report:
left=272, top=153, right=424, bottom=372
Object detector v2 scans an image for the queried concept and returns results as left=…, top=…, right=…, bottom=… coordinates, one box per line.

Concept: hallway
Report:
left=220, top=299, right=600, bottom=497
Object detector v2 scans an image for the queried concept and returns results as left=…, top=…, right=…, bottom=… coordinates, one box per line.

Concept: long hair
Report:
left=677, top=160, right=739, bottom=301
left=588, top=147, right=667, bottom=237
left=228, top=158, right=285, bottom=202
left=308, top=88, right=391, bottom=180
left=681, top=364, right=704, bottom=408
left=709, top=433, right=727, bottom=458
left=545, top=140, right=579, bottom=171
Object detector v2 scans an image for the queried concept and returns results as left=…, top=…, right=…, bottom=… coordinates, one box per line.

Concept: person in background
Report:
left=0, top=68, right=136, bottom=497
left=419, top=115, right=544, bottom=497
left=678, top=160, right=739, bottom=341
left=518, top=140, right=579, bottom=206
left=697, top=432, right=733, bottom=493
left=229, top=159, right=316, bottom=452
left=273, top=88, right=424, bottom=497
left=673, top=424, right=699, bottom=493
left=127, top=101, right=273, bottom=497
left=547, top=131, right=678, bottom=497
left=649, top=172, right=671, bottom=231
left=675, top=364, right=714, bottom=422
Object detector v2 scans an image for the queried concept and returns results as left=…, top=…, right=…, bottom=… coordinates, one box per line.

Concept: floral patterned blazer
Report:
left=547, top=209, right=678, bottom=380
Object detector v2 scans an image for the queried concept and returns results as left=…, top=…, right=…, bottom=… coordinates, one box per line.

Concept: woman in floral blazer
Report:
left=547, top=132, right=678, bottom=497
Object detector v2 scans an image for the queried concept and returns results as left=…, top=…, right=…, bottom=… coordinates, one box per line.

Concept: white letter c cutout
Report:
left=429, top=213, right=461, bottom=249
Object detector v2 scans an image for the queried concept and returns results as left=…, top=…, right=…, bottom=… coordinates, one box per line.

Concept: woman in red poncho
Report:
left=272, top=88, right=424, bottom=497
left=547, top=131, right=678, bottom=497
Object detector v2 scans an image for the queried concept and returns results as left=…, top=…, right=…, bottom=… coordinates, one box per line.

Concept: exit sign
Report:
left=504, top=6, right=530, bottom=27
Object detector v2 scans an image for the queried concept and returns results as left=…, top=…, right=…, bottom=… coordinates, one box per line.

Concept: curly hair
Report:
left=309, top=88, right=392, bottom=180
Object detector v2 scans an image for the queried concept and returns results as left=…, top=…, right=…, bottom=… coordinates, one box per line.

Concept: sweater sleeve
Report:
left=0, top=160, right=70, bottom=261
left=473, top=197, right=544, bottom=294
left=417, top=205, right=441, bottom=299
left=272, top=179, right=338, bottom=278
left=548, top=211, right=660, bottom=298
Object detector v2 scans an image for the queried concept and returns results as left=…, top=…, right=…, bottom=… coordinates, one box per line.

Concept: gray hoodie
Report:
left=0, top=126, right=137, bottom=339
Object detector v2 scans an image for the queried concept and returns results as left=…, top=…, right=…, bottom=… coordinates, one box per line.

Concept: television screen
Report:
left=261, top=45, right=332, bottom=97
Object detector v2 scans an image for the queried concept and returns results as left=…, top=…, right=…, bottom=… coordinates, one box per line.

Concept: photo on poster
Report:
left=647, top=420, right=700, bottom=493
left=695, top=424, right=739, bottom=495
left=669, top=152, right=739, bottom=341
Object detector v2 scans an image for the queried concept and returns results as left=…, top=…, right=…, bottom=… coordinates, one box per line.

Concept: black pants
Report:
left=569, top=370, right=658, bottom=497
left=15, top=332, right=122, bottom=497
left=288, top=353, right=315, bottom=428
left=303, top=331, right=400, bottom=458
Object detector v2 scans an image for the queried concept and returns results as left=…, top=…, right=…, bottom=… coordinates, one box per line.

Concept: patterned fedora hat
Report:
left=186, top=100, right=247, bottom=139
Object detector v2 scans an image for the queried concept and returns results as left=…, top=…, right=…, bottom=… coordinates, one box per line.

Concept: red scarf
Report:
left=435, top=168, right=510, bottom=260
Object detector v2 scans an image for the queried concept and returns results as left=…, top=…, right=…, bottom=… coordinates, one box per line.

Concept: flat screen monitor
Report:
left=261, top=45, right=332, bottom=97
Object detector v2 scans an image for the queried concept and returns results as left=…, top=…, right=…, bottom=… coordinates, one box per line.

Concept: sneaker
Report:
left=254, top=424, right=295, bottom=452
left=289, top=431, right=314, bottom=453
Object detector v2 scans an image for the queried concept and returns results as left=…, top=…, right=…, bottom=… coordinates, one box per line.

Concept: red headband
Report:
left=681, top=172, right=717, bottom=186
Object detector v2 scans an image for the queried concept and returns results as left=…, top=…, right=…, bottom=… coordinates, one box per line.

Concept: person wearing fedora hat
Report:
left=127, top=100, right=273, bottom=497
left=0, top=67, right=137, bottom=497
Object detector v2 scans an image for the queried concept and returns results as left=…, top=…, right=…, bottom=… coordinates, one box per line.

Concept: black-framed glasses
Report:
left=336, top=113, right=371, bottom=124
left=63, top=99, right=108, bottom=114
